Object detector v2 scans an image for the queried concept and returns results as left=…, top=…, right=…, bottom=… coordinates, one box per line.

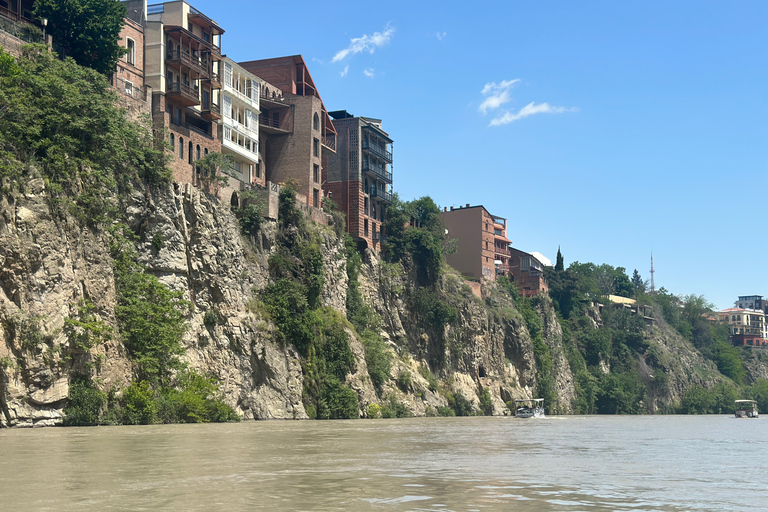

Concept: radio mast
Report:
left=650, top=253, right=655, bottom=294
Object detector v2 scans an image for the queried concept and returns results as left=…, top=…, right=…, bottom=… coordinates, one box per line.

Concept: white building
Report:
left=219, top=57, right=261, bottom=186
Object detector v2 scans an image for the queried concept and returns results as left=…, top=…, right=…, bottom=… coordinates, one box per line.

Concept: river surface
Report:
left=1, top=415, right=765, bottom=511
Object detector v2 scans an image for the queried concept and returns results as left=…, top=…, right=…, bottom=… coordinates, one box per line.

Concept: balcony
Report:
left=362, top=160, right=392, bottom=183
left=494, top=246, right=511, bottom=257
left=204, top=72, right=221, bottom=89
left=166, top=82, right=200, bottom=106
left=322, top=135, right=336, bottom=153
left=370, top=187, right=392, bottom=203
left=200, top=100, right=221, bottom=121
left=166, top=48, right=210, bottom=77
left=372, top=232, right=387, bottom=242
left=259, top=113, right=292, bottom=134
left=362, top=140, right=392, bottom=163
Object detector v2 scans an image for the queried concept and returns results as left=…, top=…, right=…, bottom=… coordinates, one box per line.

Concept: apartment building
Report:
left=125, top=0, right=223, bottom=185
left=326, top=110, right=393, bottom=248
left=719, top=307, right=768, bottom=347
left=112, top=15, right=149, bottom=115
left=735, top=295, right=767, bottom=314
left=218, top=57, right=261, bottom=188
left=441, top=205, right=512, bottom=281
left=508, top=247, right=549, bottom=297
left=238, top=55, right=336, bottom=208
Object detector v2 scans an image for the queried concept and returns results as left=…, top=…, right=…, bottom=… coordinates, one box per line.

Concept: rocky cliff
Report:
left=1, top=179, right=765, bottom=427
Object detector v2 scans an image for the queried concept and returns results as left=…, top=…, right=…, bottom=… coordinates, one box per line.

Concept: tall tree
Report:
left=631, top=269, right=644, bottom=295
left=555, top=246, right=564, bottom=271
left=34, top=0, right=128, bottom=76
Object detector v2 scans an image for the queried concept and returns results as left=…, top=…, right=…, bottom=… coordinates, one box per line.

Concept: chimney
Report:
left=466, top=204, right=470, bottom=208
left=444, top=207, right=447, bottom=212
left=450, top=206, right=454, bottom=211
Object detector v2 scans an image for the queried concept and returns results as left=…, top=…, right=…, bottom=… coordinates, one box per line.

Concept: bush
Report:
left=449, top=392, right=473, bottom=417
left=120, top=380, right=157, bottom=425
left=479, top=388, right=493, bottom=416
left=63, top=374, right=106, bottom=426
left=317, top=378, right=359, bottom=419
left=380, top=395, right=412, bottom=418
left=418, top=364, right=439, bottom=392
left=396, top=370, right=412, bottom=392
left=362, top=334, right=392, bottom=392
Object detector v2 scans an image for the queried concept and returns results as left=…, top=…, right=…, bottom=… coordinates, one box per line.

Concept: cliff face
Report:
left=1, top=180, right=762, bottom=427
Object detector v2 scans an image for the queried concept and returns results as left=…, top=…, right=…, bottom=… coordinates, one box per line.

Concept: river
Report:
left=1, top=415, right=765, bottom=511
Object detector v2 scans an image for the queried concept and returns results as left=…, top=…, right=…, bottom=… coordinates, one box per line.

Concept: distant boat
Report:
left=734, top=400, right=759, bottom=418
left=514, top=398, right=545, bottom=418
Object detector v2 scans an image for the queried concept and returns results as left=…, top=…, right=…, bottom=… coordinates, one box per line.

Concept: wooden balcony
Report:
left=166, top=82, right=200, bottom=106
left=166, top=48, right=210, bottom=77
left=200, top=100, right=221, bottom=121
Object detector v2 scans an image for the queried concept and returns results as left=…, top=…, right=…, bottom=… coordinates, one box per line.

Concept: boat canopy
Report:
left=514, top=399, right=544, bottom=403
left=735, top=400, right=757, bottom=404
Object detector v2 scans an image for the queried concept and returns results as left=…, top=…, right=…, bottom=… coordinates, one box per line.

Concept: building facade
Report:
left=238, top=55, right=336, bottom=208
left=719, top=307, right=768, bottom=347
left=112, top=15, right=150, bottom=116
left=326, top=110, right=393, bottom=248
left=126, top=0, right=224, bottom=185
left=441, top=205, right=512, bottom=281
left=507, top=247, right=549, bottom=297
left=218, top=57, right=261, bottom=188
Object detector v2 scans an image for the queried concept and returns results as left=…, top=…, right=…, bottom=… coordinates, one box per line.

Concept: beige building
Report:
left=719, top=308, right=767, bottom=346
left=125, top=0, right=224, bottom=185
left=441, top=205, right=512, bottom=281
left=239, top=55, right=337, bottom=208
left=326, top=110, right=393, bottom=249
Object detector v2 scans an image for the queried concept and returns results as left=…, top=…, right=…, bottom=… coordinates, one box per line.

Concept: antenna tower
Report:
left=650, top=254, right=655, bottom=294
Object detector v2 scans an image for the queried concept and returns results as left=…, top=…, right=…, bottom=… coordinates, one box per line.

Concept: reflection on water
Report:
left=1, top=415, right=766, bottom=511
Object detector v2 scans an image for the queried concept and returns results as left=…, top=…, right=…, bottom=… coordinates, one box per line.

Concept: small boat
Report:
left=514, top=398, right=545, bottom=418
left=734, top=400, right=759, bottom=418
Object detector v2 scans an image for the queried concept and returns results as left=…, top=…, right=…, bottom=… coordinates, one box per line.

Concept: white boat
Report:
left=514, top=398, right=544, bottom=418
left=734, top=400, right=759, bottom=418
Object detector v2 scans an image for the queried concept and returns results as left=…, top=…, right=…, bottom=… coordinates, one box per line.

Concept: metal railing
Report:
left=370, top=187, right=392, bottom=202
left=259, top=114, right=289, bottom=131
left=201, top=100, right=220, bottom=116
left=0, top=13, right=43, bottom=43
left=362, top=139, right=392, bottom=162
left=362, top=160, right=392, bottom=182
left=114, top=77, right=145, bottom=102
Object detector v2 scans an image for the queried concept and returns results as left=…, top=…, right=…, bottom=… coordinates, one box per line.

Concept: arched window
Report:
left=204, top=148, right=208, bottom=156
left=188, top=141, right=193, bottom=164
left=196, top=145, right=201, bottom=160
left=179, top=137, right=184, bottom=159
left=170, top=133, right=175, bottom=151
left=313, top=113, right=319, bottom=131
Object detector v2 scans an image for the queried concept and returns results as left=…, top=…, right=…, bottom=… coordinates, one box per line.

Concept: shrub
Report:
left=63, top=374, right=106, bottom=426
left=396, top=370, right=412, bottom=392
left=479, top=388, right=493, bottom=416
left=418, top=364, right=439, bottom=392
left=436, top=406, right=455, bottom=417
left=362, top=333, right=392, bottom=392
left=120, top=380, right=157, bottom=425
left=317, top=378, right=359, bottom=419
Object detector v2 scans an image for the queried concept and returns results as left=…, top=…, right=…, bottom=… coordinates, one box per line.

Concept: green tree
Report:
left=631, top=269, right=645, bottom=296
left=34, top=0, right=128, bottom=75
left=555, top=246, right=564, bottom=271
left=195, top=152, right=232, bottom=193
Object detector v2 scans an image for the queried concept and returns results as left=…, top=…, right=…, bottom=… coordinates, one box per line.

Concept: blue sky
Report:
left=191, top=0, right=767, bottom=309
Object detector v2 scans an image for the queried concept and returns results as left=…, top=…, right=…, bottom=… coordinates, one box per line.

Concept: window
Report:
left=313, top=189, right=319, bottom=208
left=126, top=38, right=136, bottom=65
left=313, top=164, right=319, bottom=183
left=313, top=138, right=319, bottom=157
left=188, top=141, right=193, bottom=164
left=196, top=145, right=201, bottom=160
left=179, top=137, right=184, bottom=159
left=124, top=80, right=133, bottom=96
left=170, top=133, right=175, bottom=151
left=313, top=113, right=319, bottom=131
left=364, top=219, right=369, bottom=237
left=204, top=148, right=208, bottom=156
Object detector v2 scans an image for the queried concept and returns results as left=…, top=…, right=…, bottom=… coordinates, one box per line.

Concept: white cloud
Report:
left=531, top=252, right=552, bottom=267
left=436, top=31, right=447, bottom=41
left=489, top=102, right=577, bottom=126
left=363, top=68, right=375, bottom=78
left=340, top=65, right=349, bottom=77
left=478, top=79, right=520, bottom=114
left=332, top=25, right=395, bottom=63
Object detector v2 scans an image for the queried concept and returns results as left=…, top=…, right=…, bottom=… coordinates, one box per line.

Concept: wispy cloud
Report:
left=340, top=65, right=349, bottom=77
left=436, top=31, right=447, bottom=41
left=332, top=25, right=395, bottom=63
left=478, top=79, right=520, bottom=114
left=363, top=68, right=375, bottom=78
left=489, top=102, right=577, bottom=126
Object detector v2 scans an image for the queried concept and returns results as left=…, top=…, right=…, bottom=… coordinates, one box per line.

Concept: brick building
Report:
left=125, top=0, right=223, bottom=185
left=238, top=55, right=336, bottom=208
left=326, top=110, right=393, bottom=249
left=441, top=205, right=512, bottom=281
left=507, top=247, right=549, bottom=297
left=112, top=15, right=150, bottom=117
left=0, top=0, right=46, bottom=57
